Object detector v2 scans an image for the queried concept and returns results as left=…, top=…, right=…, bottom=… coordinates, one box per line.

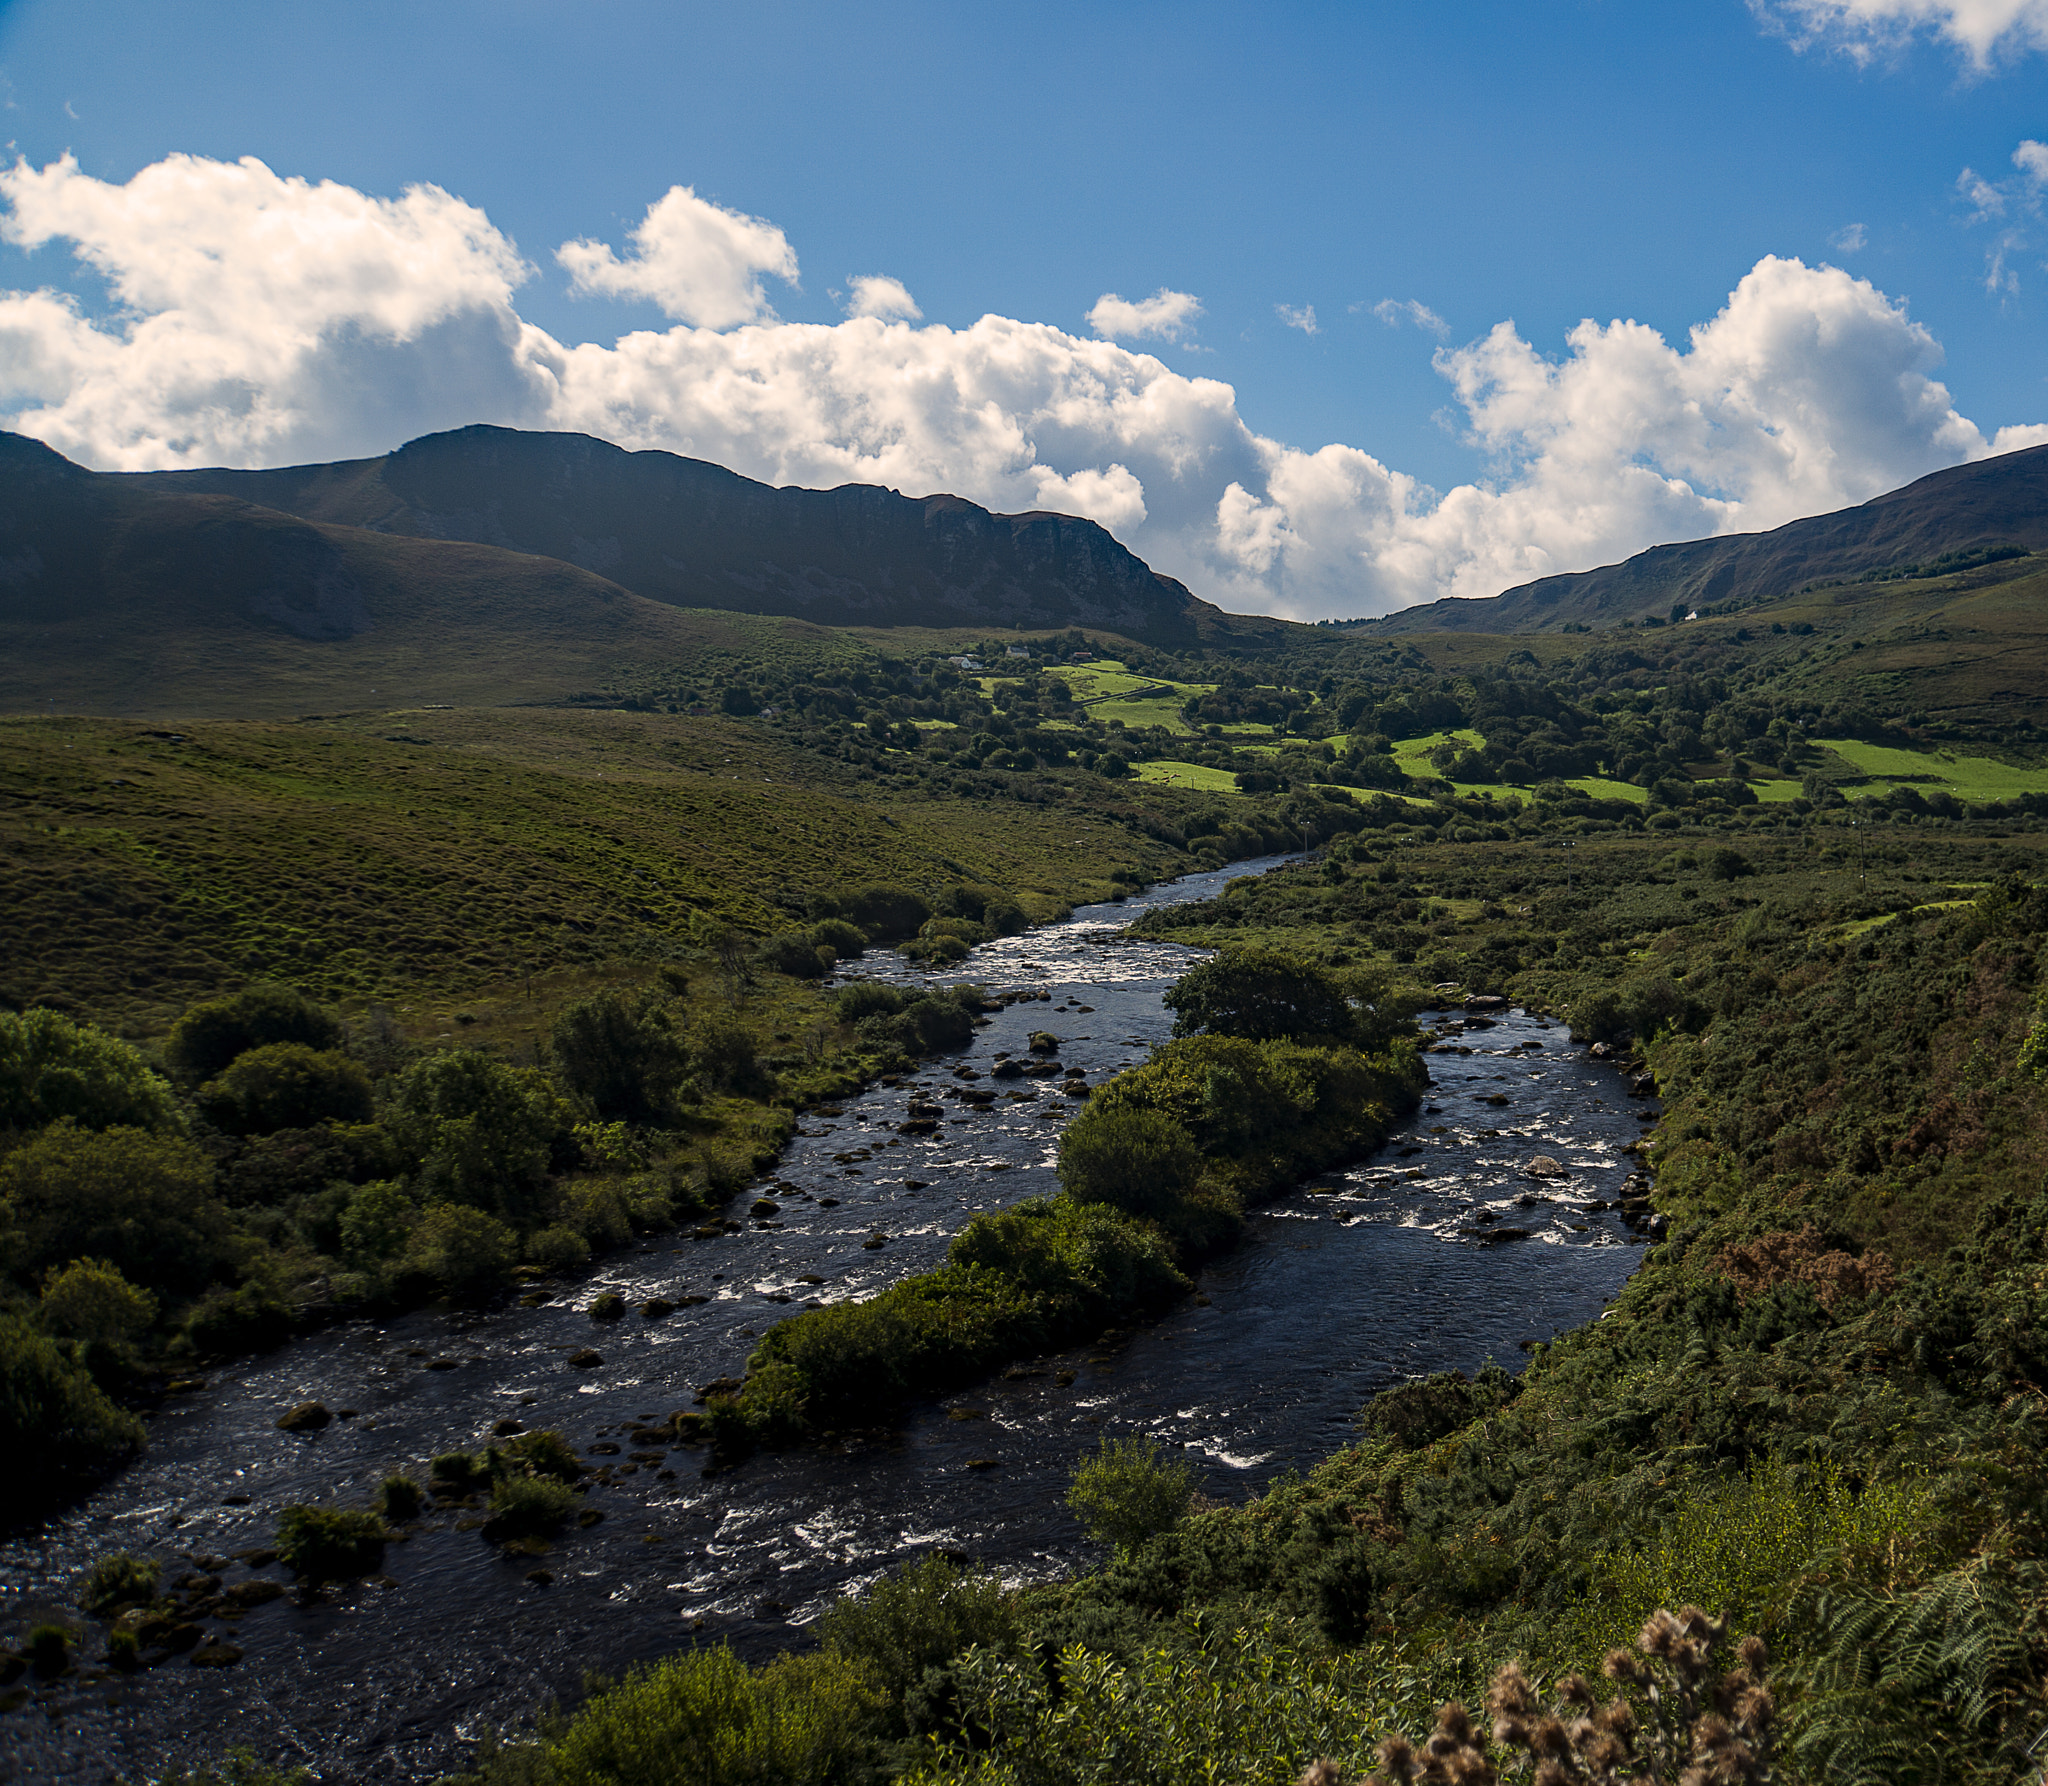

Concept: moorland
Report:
left=6, top=428, right=2048, bottom=1783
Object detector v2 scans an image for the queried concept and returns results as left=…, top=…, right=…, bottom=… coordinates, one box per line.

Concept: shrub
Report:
left=819, top=1552, right=1017, bottom=1709
left=432, top=1450, right=491, bottom=1493
left=275, top=1504, right=387, bottom=1580
left=79, top=1551, right=161, bottom=1616
left=810, top=918, right=868, bottom=959
left=526, top=1223, right=591, bottom=1272
left=39, top=1257, right=158, bottom=1348
left=1056, top=1107, right=1203, bottom=1223
left=25, top=1623, right=71, bottom=1674
left=1065, top=1433, right=1199, bottom=1554
left=0, top=1121, right=227, bottom=1296
left=166, top=984, right=343, bottom=1084
left=403, top=1203, right=518, bottom=1296
left=0, top=1008, right=182, bottom=1134
left=1163, top=948, right=1354, bottom=1042
left=933, top=884, right=1029, bottom=936
left=196, top=1043, right=374, bottom=1135
left=689, top=1011, right=759, bottom=1092
left=338, top=1179, right=417, bottom=1265
left=561, top=1178, right=634, bottom=1248
left=105, top=1628, right=141, bottom=1671
left=756, top=933, right=832, bottom=979
left=377, top=1475, right=425, bottom=1521
left=842, top=884, right=932, bottom=942
left=498, top=1428, right=583, bottom=1481
left=549, top=991, right=688, bottom=1122
left=390, top=1051, right=566, bottom=1226
left=835, top=982, right=908, bottom=1024
left=179, top=1282, right=295, bottom=1354
left=537, top=1644, right=884, bottom=1786
left=588, top=1290, right=627, bottom=1321
left=894, top=996, right=975, bottom=1053
left=487, top=1471, right=577, bottom=1536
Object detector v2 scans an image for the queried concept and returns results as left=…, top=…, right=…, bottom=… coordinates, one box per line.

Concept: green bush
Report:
left=196, top=1043, right=374, bottom=1135
left=1066, top=1433, right=1199, bottom=1555
left=689, top=1011, right=759, bottom=1092
left=156, top=1749, right=313, bottom=1786
left=105, top=1628, right=141, bottom=1672
left=933, top=884, right=1029, bottom=936
left=526, top=1223, right=591, bottom=1272
left=809, top=918, right=868, bottom=958
left=432, top=1449, right=492, bottom=1493
left=1163, top=948, right=1354, bottom=1042
left=166, top=984, right=343, bottom=1084
left=535, top=1644, right=884, bottom=1786
left=756, top=933, right=832, bottom=979
left=78, top=1551, right=161, bottom=1616
left=403, top=1203, right=519, bottom=1296
left=180, top=1282, right=295, bottom=1354
left=25, top=1623, right=71, bottom=1674
left=0, top=1007, right=183, bottom=1134
left=487, top=1471, right=578, bottom=1536
left=549, top=990, right=689, bottom=1122
left=39, top=1257, right=158, bottom=1347
left=835, top=982, right=908, bottom=1024
left=377, top=1475, right=425, bottom=1521
left=390, top=1050, right=568, bottom=1227
left=1057, top=1108, right=1204, bottom=1224
left=837, top=884, right=933, bottom=942
left=497, top=1428, right=584, bottom=1481
left=819, top=1552, right=1017, bottom=1711
left=275, top=1504, right=387, bottom=1580
left=338, top=1179, right=417, bottom=1265
left=0, top=1120, right=227, bottom=1296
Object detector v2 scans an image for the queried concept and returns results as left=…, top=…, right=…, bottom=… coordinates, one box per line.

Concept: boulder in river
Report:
left=1464, top=994, right=1509, bottom=1012
left=276, top=1401, right=331, bottom=1433
left=567, top=1348, right=604, bottom=1369
left=1027, top=1031, right=1060, bottom=1054
left=1524, top=1155, right=1567, bottom=1179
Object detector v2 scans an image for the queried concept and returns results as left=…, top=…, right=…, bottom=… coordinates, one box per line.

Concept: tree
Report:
left=389, top=1052, right=565, bottom=1227
left=0, top=1008, right=182, bottom=1135
left=549, top=990, right=688, bottom=1122
left=166, top=984, right=343, bottom=1084
left=689, top=1011, right=759, bottom=1092
left=0, top=1312, right=145, bottom=1519
left=0, top=1121, right=226, bottom=1296
left=1164, top=948, right=1352, bottom=1042
left=338, top=1180, right=417, bottom=1265
left=196, top=1043, right=374, bottom=1135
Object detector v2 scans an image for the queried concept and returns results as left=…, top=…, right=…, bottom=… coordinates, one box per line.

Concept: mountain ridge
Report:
left=1368, top=443, right=2048, bottom=633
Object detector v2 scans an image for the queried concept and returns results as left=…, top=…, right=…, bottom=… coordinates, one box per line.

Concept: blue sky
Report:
left=1, top=0, right=2044, bottom=615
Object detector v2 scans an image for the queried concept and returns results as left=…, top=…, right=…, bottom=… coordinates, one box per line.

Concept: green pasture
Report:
left=1816, top=738, right=2048, bottom=802
left=1134, top=760, right=1244, bottom=793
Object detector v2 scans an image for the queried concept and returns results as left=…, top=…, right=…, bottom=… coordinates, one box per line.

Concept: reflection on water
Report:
left=0, top=858, right=1652, bottom=1784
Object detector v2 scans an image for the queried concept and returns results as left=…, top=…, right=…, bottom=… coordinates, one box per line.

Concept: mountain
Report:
left=122, top=424, right=1227, bottom=643
left=1370, top=444, right=2048, bottom=634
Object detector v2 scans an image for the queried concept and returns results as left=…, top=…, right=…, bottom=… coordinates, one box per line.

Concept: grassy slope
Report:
left=0, top=708, right=1191, bottom=1038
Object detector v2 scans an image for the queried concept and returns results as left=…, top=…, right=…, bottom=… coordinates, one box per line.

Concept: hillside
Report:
left=1372, top=442, right=2048, bottom=634
left=121, top=424, right=1234, bottom=644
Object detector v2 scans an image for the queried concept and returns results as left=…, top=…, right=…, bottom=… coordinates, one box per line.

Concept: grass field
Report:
left=0, top=709, right=1190, bottom=1038
left=1041, top=658, right=1211, bottom=732
left=1134, top=760, right=1243, bottom=793
left=1816, top=738, right=2048, bottom=800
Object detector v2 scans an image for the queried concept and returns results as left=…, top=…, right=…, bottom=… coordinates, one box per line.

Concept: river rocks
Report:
left=588, top=1292, right=626, bottom=1320
left=1464, top=994, right=1510, bottom=1012
left=190, top=1641, right=243, bottom=1668
left=566, top=1348, right=604, bottom=1369
left=276, top=1401, right=331, bottom=1433
left=1061, top=1081, right=1092, bottom=1098
left=991, top=1058, right=1025, bottom=1079
left=1470, top=1226, right=1534, bottom=1244
left=964, top=1457, right=1001, bottom=1470
left=1027, top=1031, right=1060, bottom=1054
left=1626, top=1073, right=1658, bottom=1098
left=642, top=1297, right=677, bottom=1318
left=863, top=1233, right=887, bottom=1249
left=749, top=1198, right=781, bottom=1217
left=224, top=1579, right=285, bottom=1609
left=1524, top=1155, right=1567, bottom=1179
left=898, top=1118, right=939, bottom=1135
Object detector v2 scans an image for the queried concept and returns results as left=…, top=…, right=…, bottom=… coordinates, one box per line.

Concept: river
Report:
left=0, top=856, right=1654, bottom=1782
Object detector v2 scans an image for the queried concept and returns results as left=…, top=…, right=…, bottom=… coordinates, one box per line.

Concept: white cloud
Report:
left=1086, top=287, right=1201, bottom=343
left=0, top=156, right=2038, bottom=622
left=1759, top=0, right=2048, bottom=65
left=843, top=274, right=921, bottom=321
left=556, top=183, right=796, bottom=328
left=1953, top=140, right=2047, bottom=296
left=1368, top=297, right=1450, bottom=336
left=1830, top=222, right=1868, bottom=251
left=2016, top=138, right=2048, bottom=181
left=1276, top=303, right=1319, bottom=335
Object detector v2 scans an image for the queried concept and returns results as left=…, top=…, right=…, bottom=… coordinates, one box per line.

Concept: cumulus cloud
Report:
left=1759, top=0, right=2048, bottom=65
left=1275, top=303, right=1319, bottom=335
left=1367, top=297, right=1450, bottom=336
left=1086, top=287, right=1201, bottom=343
left=556, top=183, right=796, bottom=327
left=1, top=155, right=2040, bottom=620
left=843, top=274, right=921, bottom=321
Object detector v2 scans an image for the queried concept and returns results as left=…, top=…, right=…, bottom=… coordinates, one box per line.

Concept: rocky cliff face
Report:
left=128, top=425, right=1221, bottom=643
